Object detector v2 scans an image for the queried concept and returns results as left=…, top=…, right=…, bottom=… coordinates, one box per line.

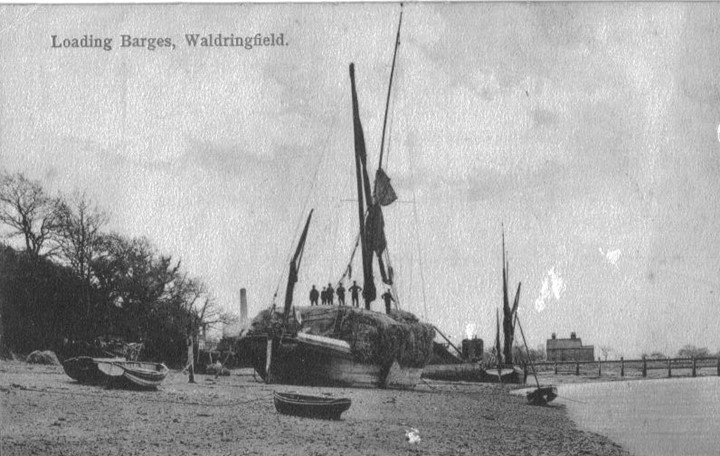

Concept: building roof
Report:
left=547, top=338, right=585, bottom=350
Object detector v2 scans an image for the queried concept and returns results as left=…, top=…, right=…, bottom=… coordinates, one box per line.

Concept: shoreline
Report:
left=1, top=360, right=630, bottom=455
left=557, top=376, right=720, bottom=456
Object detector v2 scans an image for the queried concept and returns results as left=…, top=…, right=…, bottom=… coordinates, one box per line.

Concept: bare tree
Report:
left=175, top=276, right=233, bottom=334
left=168, top=275, right=233, bottom=383
left=677, top=345, right=710, bottom=358
left=0, top=172, right=62, bottom=259
left=600, top=345, right=612, bottom=361
left=55, top=191, right=108, bottom=319
left=56, top=192, right=108, bottom=280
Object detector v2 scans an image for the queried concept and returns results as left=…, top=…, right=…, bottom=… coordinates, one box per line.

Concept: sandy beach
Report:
left=0, top=360, right=630, bottom=456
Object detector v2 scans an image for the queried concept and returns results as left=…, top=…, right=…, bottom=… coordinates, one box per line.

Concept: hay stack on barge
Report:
left=241, top=306, right=434, bottom=389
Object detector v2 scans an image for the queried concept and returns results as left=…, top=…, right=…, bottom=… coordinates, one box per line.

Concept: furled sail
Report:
left=365, top=204, right=387, bottom=256
left=349, top=63, right=376, bottom=306
left=283, top=209, right=313, bottom=321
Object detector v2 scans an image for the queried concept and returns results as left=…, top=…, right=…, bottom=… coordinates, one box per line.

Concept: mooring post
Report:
left=620, top=357, right=624, bottom=377
left=575, top=362, right=580, bottom=376
left=554, top=362, right=558, bottom=375
left=265, top=336, right=273, bottom=384
left=598, top=358, right=602, bottom=377
left=692, top=356, right=697, bottom=377
left=642, top=356, right=647, bottom=377
left=667, top=357, right=672, bottom=378
left=187, top=335, right=196, bottom=384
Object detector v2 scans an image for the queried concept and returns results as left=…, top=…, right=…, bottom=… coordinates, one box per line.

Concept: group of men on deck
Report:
left=309, top=281, right=395, bottom=313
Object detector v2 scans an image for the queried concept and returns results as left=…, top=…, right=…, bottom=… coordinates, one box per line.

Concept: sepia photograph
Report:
left=1, top=2, right=718, bottom=455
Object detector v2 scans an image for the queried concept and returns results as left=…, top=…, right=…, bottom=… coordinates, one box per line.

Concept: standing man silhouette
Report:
left=309, top=285, right=319, bottom=306
left=326, top=283, right=334, bottom=305
left=381, top=289, right=395, bottom=314
left=336, top=283, right=346, bottom=306
left=349, top=281, right=362, bottom=308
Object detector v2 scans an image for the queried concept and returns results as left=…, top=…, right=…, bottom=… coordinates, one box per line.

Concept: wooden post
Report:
left=187, top=336, right=195, bottom=384
left=575, top=362, right=580, bottom=376
left=642, top=356, right=647, bottom=377
left=620, top=357, right=624, bottom=377
left=667, top=357, right=672, bottom=378
left=554, top=361, right=558, bottom=375
left=717, top=357, right=720, bottom=377
left=598, top=358, right=602, bottom=377
left=265, top=337, right=273, bottom=384
left=692, top=356, right=697, bottom=377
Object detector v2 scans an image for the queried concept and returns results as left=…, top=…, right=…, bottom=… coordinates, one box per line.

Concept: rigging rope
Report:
left=271, top=110, right=341, bottom=306
left=409, top=150, right=429, bottom=321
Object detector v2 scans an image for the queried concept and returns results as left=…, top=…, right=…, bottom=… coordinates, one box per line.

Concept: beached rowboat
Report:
left=527, top=386, right=558, bottom=406
left=62, top=356, right=125, bottom=384
left=273, top=391, right=352, bottom=420
left=96, top=360, right=169, bottom=389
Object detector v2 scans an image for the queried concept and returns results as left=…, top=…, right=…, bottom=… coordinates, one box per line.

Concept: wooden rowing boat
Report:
left=96, top=360, right=169, bottom=389
left=273, top=391, right=351, bottom=420
left=527, top=386, right=558, bottom=405
left=62, top=356, right=125, bottom=384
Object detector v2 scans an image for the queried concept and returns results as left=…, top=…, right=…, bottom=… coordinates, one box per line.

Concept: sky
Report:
left=1, top=3, right=720, bottom=358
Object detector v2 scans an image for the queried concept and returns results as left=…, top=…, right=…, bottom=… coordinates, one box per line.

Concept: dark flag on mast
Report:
left=373, top=169, right=397, bottom=206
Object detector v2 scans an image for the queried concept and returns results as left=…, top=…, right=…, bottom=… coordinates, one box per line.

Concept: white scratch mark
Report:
left=535, top=266, right=566, bottom=312
left=599, top=247, right=622, bottom=269
left=465, top=323, right=476, bottom=340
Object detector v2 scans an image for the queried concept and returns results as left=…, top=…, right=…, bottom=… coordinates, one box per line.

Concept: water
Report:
left=558, top=377, right=720, bottom=456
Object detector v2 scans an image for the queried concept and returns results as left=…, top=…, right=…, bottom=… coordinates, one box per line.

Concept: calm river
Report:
left=558, top=377, right=720, bottom=456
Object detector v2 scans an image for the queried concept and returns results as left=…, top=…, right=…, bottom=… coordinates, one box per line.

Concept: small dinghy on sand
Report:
left=273, top=392, right=351, bottom=420
left=96, top=360, right=169, bottom=389
left=63, top=356, right=125, bottom=384
left=526, top=386, right=558, bottom=406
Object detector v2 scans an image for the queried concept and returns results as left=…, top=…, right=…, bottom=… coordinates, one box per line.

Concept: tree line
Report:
left=0, top=171, right=231, bottom=365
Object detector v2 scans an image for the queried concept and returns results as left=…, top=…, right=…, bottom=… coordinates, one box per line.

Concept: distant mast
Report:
left=501, top=225, right=521, bottom=364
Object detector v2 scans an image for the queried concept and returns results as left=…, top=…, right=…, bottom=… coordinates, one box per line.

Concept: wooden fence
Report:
left=530, top=356, right=720, bottom=379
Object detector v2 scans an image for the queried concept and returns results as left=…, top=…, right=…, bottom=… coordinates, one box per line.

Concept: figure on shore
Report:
left=336, top=283, right=346, bottom=306
left=349, top=281, right=362, bottom=307
left=309, top=285, right=319, bottom=306
left=326, top=283, right=334, bottom=305
left=381, top=288, right=395, bottom=314
left=321, top=287, right=327, bottom=305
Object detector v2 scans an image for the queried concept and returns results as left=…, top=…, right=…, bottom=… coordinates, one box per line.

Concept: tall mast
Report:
left=502, top=225, right=509, bottom=317
left=349, top=64, right=376, bottom=308
left=378, top=7, right=403, bottom=171
left=283, top=209, right=313, bottom=321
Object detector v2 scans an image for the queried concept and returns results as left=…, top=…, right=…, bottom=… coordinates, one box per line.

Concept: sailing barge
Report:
left=239, top=12, right=435, bottom=389
left=242, top=305, right=434, bottom=388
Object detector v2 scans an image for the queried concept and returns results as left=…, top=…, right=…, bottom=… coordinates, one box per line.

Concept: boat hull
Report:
left=62, top=357, right=124, bottom=384
left=96, top=361, right=169, bottom=389
left=243, top=334, right=423, bottom=389
left=273, top=392, right=351, bottom=420
left=422, top=363, right=524, bottom=384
